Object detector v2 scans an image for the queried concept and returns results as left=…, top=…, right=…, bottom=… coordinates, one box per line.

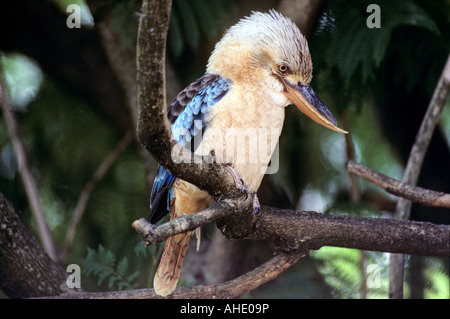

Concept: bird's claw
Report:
left=224, top=165, right=261, bottom=215
left=224, top=165, right=248, bottom=198
left=252, top=191, right=261, bottom=215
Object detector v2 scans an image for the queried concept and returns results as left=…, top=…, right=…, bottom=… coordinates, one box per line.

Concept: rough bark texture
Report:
left=219, top=206, right=449, bottom=257
left=136, top=0, right=243, bottom=201
left=41, top=251, right=304, bottom=299
left=0, top=193, right=69, bottom=298
left=134, top=202, right=449, bottom=257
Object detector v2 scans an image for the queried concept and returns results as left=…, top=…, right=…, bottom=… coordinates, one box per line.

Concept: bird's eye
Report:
left=278, top=64, right=289, bottom=76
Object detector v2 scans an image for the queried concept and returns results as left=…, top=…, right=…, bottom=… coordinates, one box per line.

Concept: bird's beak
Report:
left=282, top=82, right=348, bottom=134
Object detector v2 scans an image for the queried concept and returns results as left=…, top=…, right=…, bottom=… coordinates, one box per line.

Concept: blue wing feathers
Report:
left=149, top=165, right=175, bottom=224
left=170, top=75, right=230, bottom=149
left=148, top=74, right=231, bottom=224
left=151, top=165, right=175, bottom=204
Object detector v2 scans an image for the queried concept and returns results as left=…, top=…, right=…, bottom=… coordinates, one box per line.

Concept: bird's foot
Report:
left=251, top=191, right=261, bottom=215
left=224, top=164, right=248, bottom=198
left=223, top=165, right=261, bottom=215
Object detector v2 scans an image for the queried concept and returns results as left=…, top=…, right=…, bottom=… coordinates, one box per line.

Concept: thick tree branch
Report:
left=134, top=203, right=449, bottom=258
left=136, top=0, right=244, bottom=201
left=348, top=160, right=450, bottom=208
left=0, top=192, right=70, bottom=298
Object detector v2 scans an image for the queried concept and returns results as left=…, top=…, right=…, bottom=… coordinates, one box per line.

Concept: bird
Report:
left=148, top=9, right=347, bottom=296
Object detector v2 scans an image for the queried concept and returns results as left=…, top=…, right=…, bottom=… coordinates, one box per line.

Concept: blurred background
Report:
left=0, top=0, right=449, bottom=298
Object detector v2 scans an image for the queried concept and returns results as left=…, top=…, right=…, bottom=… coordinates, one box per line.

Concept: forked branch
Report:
left=347, top=160, right=450, bottom=208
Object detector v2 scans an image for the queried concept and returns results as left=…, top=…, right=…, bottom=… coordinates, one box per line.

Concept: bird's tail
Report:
left=153, top=182, right=212, bottom=296
left=153, top=230, right=191, bottom=296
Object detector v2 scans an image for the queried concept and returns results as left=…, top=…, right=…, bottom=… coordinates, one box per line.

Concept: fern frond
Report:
left=83, top=245, right=139, bottom=290
left=313, top=0, right=441, bottom=91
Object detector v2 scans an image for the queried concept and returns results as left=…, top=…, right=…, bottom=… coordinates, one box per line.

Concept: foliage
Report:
left=312, top=247, right=389, bottom=298
left=83, top=245, right=139, bottom=290
left=423, top=258, right=450, bottom=299
left=0, top=50, right=155, bottom=291
left=313, top=247, right=449, bottom=299
left=110, top=0, right=141, bottom=48
left=310, top=0, right=446, bottom=111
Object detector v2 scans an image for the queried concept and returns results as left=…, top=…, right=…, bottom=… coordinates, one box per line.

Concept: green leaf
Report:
left=311, top=0, right=445, bottom=115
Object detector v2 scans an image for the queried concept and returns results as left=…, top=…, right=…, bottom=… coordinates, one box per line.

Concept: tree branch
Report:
left=40, top=251, right=305, bottom=299
left=136, top=0, right=244, bottom=202
left=395, top=53, right=450, bottom=220
left=132, top=198, right=246, bottom=246
left=133, top=203, right=449, bottom=258
left=347, top=160, right=450, bottom=208
left=0, top=59, right=58, bottom=261
left=0, top=192, right=70, bottom=298
left=390, top=53, right=450, bottom=299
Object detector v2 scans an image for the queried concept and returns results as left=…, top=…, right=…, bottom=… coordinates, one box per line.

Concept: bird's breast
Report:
left=197, top=85, right=285, bottom=191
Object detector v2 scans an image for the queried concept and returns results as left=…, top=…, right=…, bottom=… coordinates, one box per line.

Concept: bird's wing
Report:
left=149, top=164, right=176, bottom=224
left=148, top=73, right=231, bottom=224
left=168, top=73, right=230, bottom=150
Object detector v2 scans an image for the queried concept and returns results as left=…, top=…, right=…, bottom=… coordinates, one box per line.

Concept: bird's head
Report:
left=207, top=10, right=347, bottom=134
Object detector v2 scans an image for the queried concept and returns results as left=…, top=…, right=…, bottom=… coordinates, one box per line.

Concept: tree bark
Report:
left=136, top=0, right=242, bottom=201
left=348, top=161, right=450, bottom=208
left=44, top=251, right=304, bottom=299
left=134, top=203, right=449, bottom=258
left=0, top=192, right=70, bottom=298
left=218, top=206, right=449, bottom=257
